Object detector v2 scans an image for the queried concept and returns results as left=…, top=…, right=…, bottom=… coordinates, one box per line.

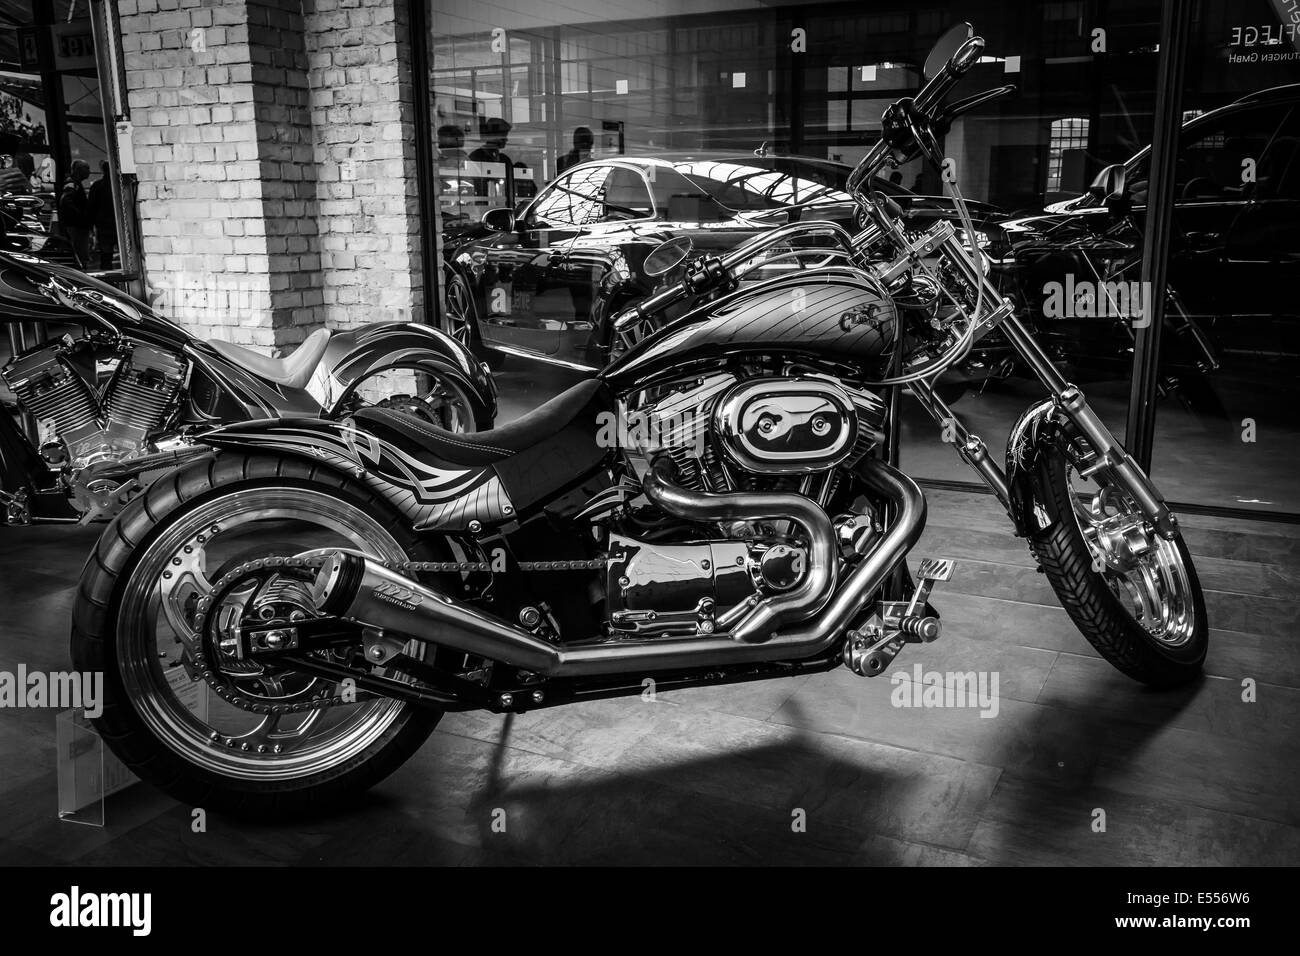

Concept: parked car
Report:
left=999, top=83, right=1300, bottom=389
left=442, top=152, right=1006, bottom=373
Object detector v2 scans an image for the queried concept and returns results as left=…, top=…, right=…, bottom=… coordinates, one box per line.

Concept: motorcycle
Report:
left=0, top=192, right=79, bottom=266
left=72, top=24, right=1207, bottom=815
left=1, top=249, right=496, bottom=524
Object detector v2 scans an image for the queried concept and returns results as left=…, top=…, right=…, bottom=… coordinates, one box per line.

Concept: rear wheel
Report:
left=71, top=454, right=442, bottom=815
left=1026, top=436, right=1207, bottom=687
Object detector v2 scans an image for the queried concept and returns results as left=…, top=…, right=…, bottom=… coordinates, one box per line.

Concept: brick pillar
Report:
left=120, top=0, right=421, bottom=351
left=304, top=0, right=424, bottom=330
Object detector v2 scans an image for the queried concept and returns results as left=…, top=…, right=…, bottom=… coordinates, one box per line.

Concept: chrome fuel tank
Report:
left=602, top=266, right=897, bottom=391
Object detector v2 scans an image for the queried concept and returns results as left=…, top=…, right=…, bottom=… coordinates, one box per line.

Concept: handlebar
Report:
left=913, top=35, right=984, bottom=115
left=846, top=35, right=985, bottom=193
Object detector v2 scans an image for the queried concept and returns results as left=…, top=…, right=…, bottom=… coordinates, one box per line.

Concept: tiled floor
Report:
left=0, top=477, right=1296, bottom=866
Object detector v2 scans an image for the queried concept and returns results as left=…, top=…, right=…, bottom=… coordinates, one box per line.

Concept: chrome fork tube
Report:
left=907, top=381, right=1011, bottom=510
left=935, top=230, right=1177, bottom=539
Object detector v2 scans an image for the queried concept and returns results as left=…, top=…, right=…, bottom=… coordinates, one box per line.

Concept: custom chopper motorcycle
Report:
left=72, top=24, right=1206, bottom=814
left=0, top=249, right=495, bottom=524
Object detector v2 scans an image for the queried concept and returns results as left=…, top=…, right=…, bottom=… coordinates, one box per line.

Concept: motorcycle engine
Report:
left=2, top=338, right=186, bottom=471
left=626, top=372, right=886, bottom=493
left=603, top=373, right=888, bottom=638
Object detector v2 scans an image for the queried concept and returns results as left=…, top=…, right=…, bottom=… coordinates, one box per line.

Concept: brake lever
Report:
left=933, top=85, right=1017, bottom=136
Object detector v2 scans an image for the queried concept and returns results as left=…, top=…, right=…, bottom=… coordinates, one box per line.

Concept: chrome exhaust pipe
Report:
left=640, top=455, right=837, bottom=643
left=310, top=457, right=926, bottom=678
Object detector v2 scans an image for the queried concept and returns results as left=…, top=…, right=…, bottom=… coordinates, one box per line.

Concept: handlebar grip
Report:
left=612, top=282, right=686, bottom=332
left=913, top=35, right=984, bottom=115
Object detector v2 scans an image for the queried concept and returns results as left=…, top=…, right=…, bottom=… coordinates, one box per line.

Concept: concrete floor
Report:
left=1, top=364, right=1298, bottom=865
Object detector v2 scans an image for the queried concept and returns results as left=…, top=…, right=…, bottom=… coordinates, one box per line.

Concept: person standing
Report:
left=88, top=161, right=116, bottom=270
left=558, top=126, right=594, bottom=174
left=12, top=153, right=37, bottom=191
left=58, top=160, right=93, bottom=270
left=469, top=117, right=515, bottom=202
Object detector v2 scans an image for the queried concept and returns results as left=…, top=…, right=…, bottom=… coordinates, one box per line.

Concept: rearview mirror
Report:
left=481, top=207, right=516, bottom=233
left=923, top=22, right=974, bottom=80
left=1088, top=164, right=1127, bottom=201
left=644, top=235, right=694, bottom=277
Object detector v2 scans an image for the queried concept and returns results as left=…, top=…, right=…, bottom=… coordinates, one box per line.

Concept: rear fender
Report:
left=318, top=322, right=498, bottom=427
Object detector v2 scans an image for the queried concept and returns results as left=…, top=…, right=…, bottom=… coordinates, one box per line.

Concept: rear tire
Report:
left=71, top=453, right=442, bottom=816
left=1027, top=447, right=1207, bottom=687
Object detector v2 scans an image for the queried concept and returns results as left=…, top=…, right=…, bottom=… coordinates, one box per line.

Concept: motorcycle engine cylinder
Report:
left=102, top=344, right=186, bottom=448
left=1, top=340, right=102, bottom=451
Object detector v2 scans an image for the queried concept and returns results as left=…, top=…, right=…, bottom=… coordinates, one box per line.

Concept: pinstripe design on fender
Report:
left=205, top=421, right=515, bottom=531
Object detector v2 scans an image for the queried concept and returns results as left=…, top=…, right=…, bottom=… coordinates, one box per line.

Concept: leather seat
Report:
left=353, top=378, right=610, bottom=467
left=209, top=328, right=331, bottom=390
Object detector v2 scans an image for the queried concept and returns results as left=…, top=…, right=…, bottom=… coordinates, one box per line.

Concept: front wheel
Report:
left=1026, top=439, right=1208, bottom=687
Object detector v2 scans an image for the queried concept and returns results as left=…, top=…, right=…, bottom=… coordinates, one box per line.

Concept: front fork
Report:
left=903, top=226, right=1178, bottom=542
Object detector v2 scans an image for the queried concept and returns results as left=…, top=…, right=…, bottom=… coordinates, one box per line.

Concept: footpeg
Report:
left=844, top=557, right=954, bottom=677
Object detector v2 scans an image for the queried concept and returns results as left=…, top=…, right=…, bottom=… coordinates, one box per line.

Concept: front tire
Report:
left=71, top=453, right=442, bottom=816
left=1027, top=445, right=1207, bottom=687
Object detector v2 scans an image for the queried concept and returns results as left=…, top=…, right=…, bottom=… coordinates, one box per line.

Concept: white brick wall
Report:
left=304, top=0, right=424, bottom=331
left=122, top=0, right=422, bottom=352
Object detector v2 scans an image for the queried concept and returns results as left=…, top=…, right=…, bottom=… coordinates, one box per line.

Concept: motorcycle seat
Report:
left=353, top=378, right=611, bottom=468
left=208, top=328, right=331, bottom=390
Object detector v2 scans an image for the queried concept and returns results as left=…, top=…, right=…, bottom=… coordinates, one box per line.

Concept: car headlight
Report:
left=955, top=227, right=993, bottom=250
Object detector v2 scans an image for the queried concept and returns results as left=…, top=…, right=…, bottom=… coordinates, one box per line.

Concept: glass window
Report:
left=427, top=0, right=1300, bottom=517
left=598, top=167, right=653, bottom=221
left=646, top=166, right=734, bottom=222
left=1046, top=117, right=1089, bottom=194
left=530, top=166, right=612, bottom=226
left=1176, top=105, right=1283, bottom=202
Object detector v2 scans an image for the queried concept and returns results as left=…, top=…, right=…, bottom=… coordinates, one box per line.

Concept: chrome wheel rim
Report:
left=1066, top=456, right=1198, bottom=648
left=116, top=488, right=413, bottom=781
left=444, top=278, right=475, bottom=349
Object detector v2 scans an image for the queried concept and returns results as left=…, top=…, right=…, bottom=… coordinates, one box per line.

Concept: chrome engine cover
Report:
left=606, top=532, right=807, bottom=637
left=714, top=377, right=881, bottom=475
left=622, top=373, right=886, bottom=495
